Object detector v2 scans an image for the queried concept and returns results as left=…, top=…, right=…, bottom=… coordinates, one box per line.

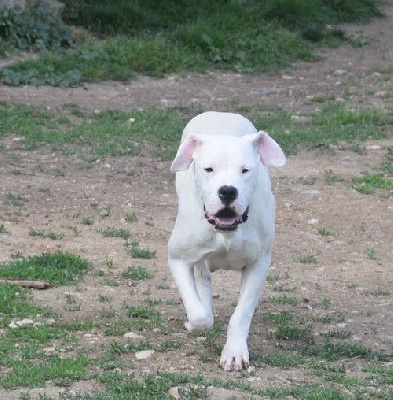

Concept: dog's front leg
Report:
left=220, top=255, right=271, bottom=371
left=169, top=258, right=214, bottom=333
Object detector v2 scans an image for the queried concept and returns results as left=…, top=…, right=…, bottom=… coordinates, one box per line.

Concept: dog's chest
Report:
left=207, top=233, right=259, bottom=272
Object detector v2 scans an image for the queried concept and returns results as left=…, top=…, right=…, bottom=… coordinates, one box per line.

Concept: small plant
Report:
left=317, top=227, right=333, bottom=237
left=29, top=228, right=64, bottom=240
left=0, top=224, right=6, bottom=233
left=4, top=192, right=28, bottom=206
left=0, top=2, right=76, bottom=53
left=298, top=255, right=317, bottom=264
left=121, top=266, right=150, bottom=281
left=81, top=216, right=94, bottom=225
left=324, top=170, right=344, bottom=185
left=125, top=213, right=138, bottom=222
left=126, top=240, right=156, bottom=259
left=98, top=227, right=131, bottom=239
left=367, top=247, right=377, bottom=260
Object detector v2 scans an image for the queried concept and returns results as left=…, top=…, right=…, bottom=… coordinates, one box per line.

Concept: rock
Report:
left=135, top=350, right=154, bottom=360
left=168, top=387, right=181, bottom=399
left=334, top=69, right=348, bottom=76
left=290, top=115, right=310, bottom=123
left=123, top=332, right=145, bottom=340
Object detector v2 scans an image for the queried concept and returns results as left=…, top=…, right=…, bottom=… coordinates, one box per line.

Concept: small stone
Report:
left=135, top=350, right=154, bottom=360
left=8, top=322, right=18, bottom=329
left=128, top=118, right=136, bottom=124
left=16, top=319, right=34, bottom=327
left=308, top=218, right=319, bottom=225
left=168, top=387, right=181, bottom=399
left=366, top=145, right=381, bottom=150
left=334, top=69, right=348, bottom=76
left=123, top=332, right=145, bottom=339
left=94, top=109, right=100, bottom=114
left=290, top=115, right=310, bottom=123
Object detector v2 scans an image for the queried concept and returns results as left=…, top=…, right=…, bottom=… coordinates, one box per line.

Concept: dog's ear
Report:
left=247, top=131, right=286, bottom=167
left=171, top=135, right=204, bottom=172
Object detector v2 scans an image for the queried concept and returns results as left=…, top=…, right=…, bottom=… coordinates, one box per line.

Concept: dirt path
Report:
left=0, top=3, right=392, bottom=399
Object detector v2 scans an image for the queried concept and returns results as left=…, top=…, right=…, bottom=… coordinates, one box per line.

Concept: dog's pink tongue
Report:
left=218, top=218, right=237, bottom=225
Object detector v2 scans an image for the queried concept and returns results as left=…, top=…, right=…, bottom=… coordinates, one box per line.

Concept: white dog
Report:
left=168, top=112, right=286, bottom=371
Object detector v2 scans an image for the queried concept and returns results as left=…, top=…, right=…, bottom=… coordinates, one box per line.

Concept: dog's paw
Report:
left=219, top=341, right=249, bottom=371
left=185, top=312, right=214, bottom=334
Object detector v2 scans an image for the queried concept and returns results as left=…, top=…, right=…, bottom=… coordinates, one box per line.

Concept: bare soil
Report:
left=0, top=4, right=392, bottom=399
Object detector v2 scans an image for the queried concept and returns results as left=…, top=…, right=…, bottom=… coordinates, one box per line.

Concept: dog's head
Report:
left=171, top=131, right=286, bottom=231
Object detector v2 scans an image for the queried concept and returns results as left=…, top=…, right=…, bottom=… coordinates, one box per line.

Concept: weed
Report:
left=321, top=329, right=352, bottom=339
left=324, top=170, right=344, bottom=185
left=365, top=290, right=390, bottom=297
left=99, top=294, right=112, bottom=303
left=367, top=247, right=377, bottom=260
left=124, top=213, right=138, bottom=222
left=121, top=266, right=150, bottom=281
left=101, top=278, right=119, bottom=287
left=28, top=228, right=64, bottom=240
left=0, top=2, right=76, bottom=54
left=127, top=240, right=156, bottom=259
left=0, top=223, right=6, bottom=233
left=264, top=295, right=298, bottom=306
left=81, top=216, right=94, bottom=225
left=317, top=226, right=333, bottom=236
left=98, top=227, right=131, bottom=239
left=353, top=174, right=393, bottom=195
left=319, top=298, right=332, bottom=309
left=272, top=325, right=314, bottom=343
left=4, top=192, right=28, bottom=206
left=299, top=255, right=318, bottom=264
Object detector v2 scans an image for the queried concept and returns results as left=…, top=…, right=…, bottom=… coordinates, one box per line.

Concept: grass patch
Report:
left=0, top=283, right=53, bottom=325
left=353, top=174, right=393, bottom=195
left=2, top=0, right=384, bottom=86
left=0, top=356, right=89, bottom=389
left=28, top=228, right=64, bottom=240
left=0, top=252, right=90, bottom=286
left=98, top=227, right=131, bottom=239
left=121, top=266, right=150, bottom=281
left=1, top=102, right=391, bottom=160
left=127, top=240, right=156, bottom=259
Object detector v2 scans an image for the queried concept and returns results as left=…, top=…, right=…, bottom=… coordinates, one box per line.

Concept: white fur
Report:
left=168, top=111, right=286, bottom=371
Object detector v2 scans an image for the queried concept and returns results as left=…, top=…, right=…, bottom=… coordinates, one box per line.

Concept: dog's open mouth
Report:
left=204, top=206, right=249, bottom=231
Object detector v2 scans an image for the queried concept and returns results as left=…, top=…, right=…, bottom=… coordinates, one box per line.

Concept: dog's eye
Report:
left=241, top=168, right=250, bottom=174
left=204, top=167, right=213, bottom=173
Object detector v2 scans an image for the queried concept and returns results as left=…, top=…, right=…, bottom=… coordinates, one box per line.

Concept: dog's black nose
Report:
left=218, top=185, right=238, bottom=205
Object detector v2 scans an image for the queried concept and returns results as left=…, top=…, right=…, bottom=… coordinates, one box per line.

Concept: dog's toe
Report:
left=220, top=342, right=249, bottom=371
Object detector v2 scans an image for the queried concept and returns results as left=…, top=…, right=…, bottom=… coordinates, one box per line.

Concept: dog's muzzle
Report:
left=204, top=206, right=249, bottom=231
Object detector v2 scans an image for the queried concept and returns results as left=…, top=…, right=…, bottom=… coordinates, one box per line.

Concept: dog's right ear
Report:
left=171, top=135, right=204, bottom=172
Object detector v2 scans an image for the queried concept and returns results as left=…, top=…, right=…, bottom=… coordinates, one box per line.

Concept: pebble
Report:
left=9, top=319, right=34, bottom=328
left=123, top=332, right=145, bottom=339
left=334, top=69, right=348, bottom=76
left=135, top=350, right=154, bottom=360
left=128, top=118, right=136, bottom=124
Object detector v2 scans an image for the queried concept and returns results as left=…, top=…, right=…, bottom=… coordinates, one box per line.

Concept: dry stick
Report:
left=0, top=279, right=51, bottom=289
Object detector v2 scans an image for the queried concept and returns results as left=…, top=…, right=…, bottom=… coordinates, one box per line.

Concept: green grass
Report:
left=98, top=227, right=131, bottom=239
left=28, top=228, right=64, bottom=240
left=121, top=266, right=150, bottom=281
left=0, top=252, right=90, bottom=286
left=1, top=101, right=391, bottom=160
left=1, top=0, right=384, bottom=86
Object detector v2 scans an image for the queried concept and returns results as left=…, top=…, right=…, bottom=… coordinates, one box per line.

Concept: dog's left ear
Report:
left=171, top=135, right=204, bottom=172
left=247, top=131, right=286, bottom=167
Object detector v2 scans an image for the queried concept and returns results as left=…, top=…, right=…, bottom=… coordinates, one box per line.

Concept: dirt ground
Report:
left=0, top=3, right=392, bottom=399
